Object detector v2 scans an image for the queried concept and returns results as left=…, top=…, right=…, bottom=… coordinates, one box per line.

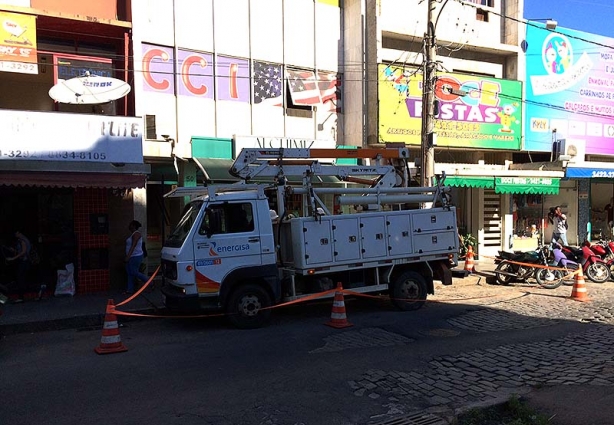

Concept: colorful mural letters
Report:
left=525, top=24, right=614, bottom=154
left=141, top=44, right=341, bottom=113
left=378, top=65, right=522, bottom=149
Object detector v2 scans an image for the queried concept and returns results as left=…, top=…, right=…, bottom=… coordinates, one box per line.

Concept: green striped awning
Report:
left=494, top=177, right=560, bottom=195
left=444, top=175, right=495, bottom=188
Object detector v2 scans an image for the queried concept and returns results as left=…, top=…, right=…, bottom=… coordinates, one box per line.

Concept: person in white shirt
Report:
left=124, top=220, right=149, bottom=294
left=550, top=206, right=568, bottom=246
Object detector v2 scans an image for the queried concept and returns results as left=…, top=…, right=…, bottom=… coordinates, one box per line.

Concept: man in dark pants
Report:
left=7, top=231, right=32, bottom=303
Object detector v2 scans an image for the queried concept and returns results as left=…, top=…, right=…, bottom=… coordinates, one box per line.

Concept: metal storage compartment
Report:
left=332, top=217, right=361, bottom=261
left=360, top=216, right=387, bottom=259
left=387, top=214, right=412, bottom=255
left=291, top=218, right=333, bottom=267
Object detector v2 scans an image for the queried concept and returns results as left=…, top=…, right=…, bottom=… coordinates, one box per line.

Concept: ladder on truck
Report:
left=229, top=147, right=452, bottom=217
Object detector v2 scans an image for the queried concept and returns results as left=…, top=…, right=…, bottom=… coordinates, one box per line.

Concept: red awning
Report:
left=0, top=172, right=146, bottom=189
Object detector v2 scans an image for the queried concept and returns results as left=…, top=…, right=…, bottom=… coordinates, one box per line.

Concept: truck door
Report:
left=192, top=202, right=261, bottom=295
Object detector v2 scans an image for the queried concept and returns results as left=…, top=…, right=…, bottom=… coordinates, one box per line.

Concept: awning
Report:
left=495, top=177, right=560, bottom=195
left=0, top=161, right=150, bottom=189
left=193, top=158, right=342, bottom=184
left=444, top=175, right=494, bottom=189
left=193, top=158, right=237, bottom=182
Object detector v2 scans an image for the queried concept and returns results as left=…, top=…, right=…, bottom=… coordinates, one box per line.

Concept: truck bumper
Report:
left=161, top=285, right=201, bottom=311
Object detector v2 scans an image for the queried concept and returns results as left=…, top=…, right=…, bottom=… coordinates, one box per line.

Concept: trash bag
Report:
left=55, top=263, right=75, bottom=296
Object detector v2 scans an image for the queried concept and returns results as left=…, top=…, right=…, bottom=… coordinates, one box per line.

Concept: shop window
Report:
left=513, top=194, right=543, bottom=236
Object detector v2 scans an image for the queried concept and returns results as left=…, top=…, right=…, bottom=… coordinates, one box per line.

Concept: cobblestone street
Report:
left=333, top=273, right=614, bottom=423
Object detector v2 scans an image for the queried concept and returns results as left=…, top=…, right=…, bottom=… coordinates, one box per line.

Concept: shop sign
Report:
left=524, top=24, right=614, bottom=154
left=566, top=167, right=614, bottom=179
left=0, top=11, right=37, bottom=74
left=495, top=176, right=560, bottom=195
left=378, top=65, right=522, bottom=149
left=233, top=136, right=336, bottom=156
left=0, top=110, right=143, bottom=163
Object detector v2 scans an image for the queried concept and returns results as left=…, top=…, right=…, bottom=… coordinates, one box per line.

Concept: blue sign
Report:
left=566, top=167, right=614, bottom=178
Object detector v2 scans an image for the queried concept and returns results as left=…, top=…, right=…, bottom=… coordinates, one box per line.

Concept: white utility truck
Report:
left=160, top=147, right=458, bottom=328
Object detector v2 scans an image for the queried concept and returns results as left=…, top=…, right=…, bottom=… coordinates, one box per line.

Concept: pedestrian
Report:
left=6, top=230, right=32, bottom=303
left=124, top=220, right=149, bottom=294
left=549, top=206, right=568, bottom=246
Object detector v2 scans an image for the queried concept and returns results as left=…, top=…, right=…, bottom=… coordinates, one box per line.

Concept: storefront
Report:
left=1, top=111, right=149, bottom=296
left=444, top=171, right=564, bottom=254
left=567, top=163, right=614, bottom=241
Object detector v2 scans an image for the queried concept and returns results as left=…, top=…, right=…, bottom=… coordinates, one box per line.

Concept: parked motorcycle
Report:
left=494, top=245, right=550, bottom=286
left=535, top=243, right=578, bottom=288
left=561, top=242, right=610, bottom=283
left=589, top=239, right=614, bottom=280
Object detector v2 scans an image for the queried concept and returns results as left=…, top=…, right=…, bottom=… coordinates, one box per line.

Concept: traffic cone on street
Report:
left=95, top=299, right=128, bottom=354
left=326, top=282, right=353, bottom=329
left=464, top=245, right=476, bottom=274
left=570, top=268, right=589, bottom=302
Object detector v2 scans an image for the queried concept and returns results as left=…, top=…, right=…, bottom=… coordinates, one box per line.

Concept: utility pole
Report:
left=420, top=0, right=437, bottom=188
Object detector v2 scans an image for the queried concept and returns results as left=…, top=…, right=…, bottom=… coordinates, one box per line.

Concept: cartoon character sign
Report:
left=541, top=33, right=573, bottom=75
left=497, top=103, right=519, bottom=133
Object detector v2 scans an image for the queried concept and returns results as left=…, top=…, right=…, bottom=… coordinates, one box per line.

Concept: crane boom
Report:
left=230, top=147, right=412, bottom=188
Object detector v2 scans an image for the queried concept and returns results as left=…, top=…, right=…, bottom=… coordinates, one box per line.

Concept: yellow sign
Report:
left=0, top=11, right=37, bottom=74
left=378, top=64, right=522, bottom=149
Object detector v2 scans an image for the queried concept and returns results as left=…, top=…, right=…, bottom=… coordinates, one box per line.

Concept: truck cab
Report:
left=161, top=185, right=280, bottom=328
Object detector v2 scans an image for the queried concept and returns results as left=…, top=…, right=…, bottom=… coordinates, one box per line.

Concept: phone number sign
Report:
left=1, top=110, right=143, bottom=163
left=566, top=167, right=614, bottom=179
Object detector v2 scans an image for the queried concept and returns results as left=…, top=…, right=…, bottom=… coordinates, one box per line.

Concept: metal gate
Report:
left=482, top=189, right=502, bottom=257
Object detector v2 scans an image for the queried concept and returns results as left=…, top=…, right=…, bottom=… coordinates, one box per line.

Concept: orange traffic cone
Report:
left=326, top=282, right=353, bottom=329
left=570, top=268, right=589, bottom=302
left=464, top=245, right=475, bottom=274
left=95, top=299, right=128, bottom=354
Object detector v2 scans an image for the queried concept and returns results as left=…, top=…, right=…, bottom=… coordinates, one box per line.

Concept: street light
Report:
left=528, top=18, right=558, bottom=30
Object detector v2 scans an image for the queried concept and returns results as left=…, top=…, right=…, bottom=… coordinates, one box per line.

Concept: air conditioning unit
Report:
left=557, top=139, right=586, bottom=163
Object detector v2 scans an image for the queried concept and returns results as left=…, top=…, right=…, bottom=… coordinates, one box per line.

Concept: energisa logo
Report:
left=209, top=241, right=250, bottom=256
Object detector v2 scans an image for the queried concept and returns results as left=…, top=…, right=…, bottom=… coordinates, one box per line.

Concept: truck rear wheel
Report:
left=391, top=271, right=427, bottom=311
left=226, top=284, right=272, bottom=329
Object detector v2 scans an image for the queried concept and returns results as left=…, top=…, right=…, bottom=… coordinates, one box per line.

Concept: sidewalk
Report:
left=0, top=260, right=496, bottom=336
left=0, top=281, right=166, bottom=335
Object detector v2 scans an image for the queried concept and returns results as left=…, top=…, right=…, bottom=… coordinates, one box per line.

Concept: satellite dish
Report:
left=49, top=72, right=131, bottom=104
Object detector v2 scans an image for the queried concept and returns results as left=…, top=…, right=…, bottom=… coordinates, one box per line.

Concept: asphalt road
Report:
left=1, top=288, right=603, bottom=425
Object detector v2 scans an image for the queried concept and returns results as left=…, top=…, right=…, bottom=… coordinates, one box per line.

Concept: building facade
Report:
left=0, top=1, right=149, bottom=295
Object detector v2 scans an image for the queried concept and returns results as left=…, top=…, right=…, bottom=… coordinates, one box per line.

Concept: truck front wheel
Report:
left=226, top=284, right=272, bottom=329
left=390, top=271, right=427, bottom=311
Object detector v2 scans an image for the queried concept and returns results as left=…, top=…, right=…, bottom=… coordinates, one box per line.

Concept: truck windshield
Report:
left=164, top=200, right=203, bottom=248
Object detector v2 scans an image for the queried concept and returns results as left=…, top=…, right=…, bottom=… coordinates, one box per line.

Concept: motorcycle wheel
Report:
left=495, top=261, right=515, bottom=285
left=586, top=262, right=610, bottom=283
left=535, top=268, right=563, bottom=289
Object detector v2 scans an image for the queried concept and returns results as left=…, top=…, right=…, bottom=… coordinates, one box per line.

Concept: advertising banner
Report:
left=0, top=110, right=143, bottom=163
left=0, top=11, right=37, bottom=74
left=378, top=65, right=522, bottom=149
left=525, top=23, right=614, bottom=154
left=53, top=54, right=113, bottom=82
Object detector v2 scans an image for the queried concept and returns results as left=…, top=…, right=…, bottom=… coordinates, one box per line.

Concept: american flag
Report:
left=286, top=69, right=322, bottom=105
left=253, top=61, right=283, bottom=106
left=318, top=71, right=341, bottom=112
